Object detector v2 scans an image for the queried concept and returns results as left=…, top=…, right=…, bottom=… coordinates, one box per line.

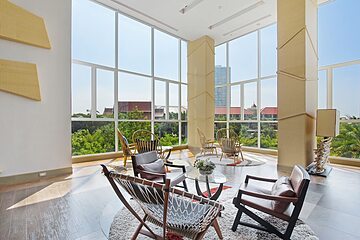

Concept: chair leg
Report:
left=212, top=218, right=223, bottom=239
left=123, top=155, right=128, bottom=167
left=215, top=147, right=218, bottom=157
left=220, top=153, right=224, bottom=161
left=283, top=217, right=297, bottom=240
left=232, top=209, right=243, bottom=232
left=132, top=215, right=148, bottom=240
left=240, top=150, right=244, bottom=162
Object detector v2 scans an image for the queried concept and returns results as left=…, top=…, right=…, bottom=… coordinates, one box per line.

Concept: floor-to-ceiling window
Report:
left=71, top=0, right=187, bottom=156
left=214, top=0, right=360, bottom=160
left=317, top=0, right=360, bottom=159
left=214, top=24, right=278, bottom=149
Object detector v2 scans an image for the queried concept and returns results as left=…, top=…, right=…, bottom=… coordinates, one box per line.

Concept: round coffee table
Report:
left=186, top=169, right=227, bottom=201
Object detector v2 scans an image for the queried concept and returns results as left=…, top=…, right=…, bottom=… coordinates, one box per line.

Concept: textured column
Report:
left=277, top=0, right=318, bottom=168
left=187, top=36, right=215, bottom=152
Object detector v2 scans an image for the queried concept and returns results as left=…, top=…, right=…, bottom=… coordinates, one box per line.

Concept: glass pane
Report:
left=215, top=86, right=227, bottom=121
left=72, top=0, right=115, bottom=67
left=181, top=84, right=187, bottom=120
left=71, top=121, right=115, bottom=156
left=260, top=24, right=277, bottom=77
left=154, top=30, right=179, bottom=80
left=214, top=122, right=227, bottom=139
left=319, top=0, right=360, bottom=66
left=118, top=14, right=151, bottom=74
left=118, top=121, right=151, bottom=144
left=181, top=41, right=188, bottom=83
left=181, top=122, right=188, bottom=144
left=318, top=70, right=327, bottom=109
left=97, top=69, right=114, bottom=118
left=333, top=65, right=360, bottom=119
left=155, top=81, right=166, bottom=120
left=230, top=122, right=258, bottom=147
left=118, top=72, right=152, bottom=120
left=331, top=122, right=360, bottom=158
left=230, top=85, right=241, bottom=120
left=261, top=78, right=277, bottom=120
left=215, top=44, right=227, bottom=86
left=169, top=83, right=179, bottom=120
left=260, top=123, right=278, bottom=149
left=229, top=31, right=258, bottom=82
left=154, top=122, right=179, bottom=146
left=244, top=82, right=258, bottom=120
left=72, top=64, right=91, bottom=118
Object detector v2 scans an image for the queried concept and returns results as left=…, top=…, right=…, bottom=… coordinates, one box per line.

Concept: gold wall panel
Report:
left=0, top=0, right=51, bottom=49
left=0, top=59, right=41, bottom=101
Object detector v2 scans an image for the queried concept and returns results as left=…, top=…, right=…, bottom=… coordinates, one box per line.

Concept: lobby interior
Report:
left=0, top=0, right=360, bottom=239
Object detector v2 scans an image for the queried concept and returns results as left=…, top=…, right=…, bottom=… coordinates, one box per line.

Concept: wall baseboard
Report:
left=0, top=167, right=73, bottom=186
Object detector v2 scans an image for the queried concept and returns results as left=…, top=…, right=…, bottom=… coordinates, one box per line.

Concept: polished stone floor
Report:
left=1, top=150, right=360, bottom=240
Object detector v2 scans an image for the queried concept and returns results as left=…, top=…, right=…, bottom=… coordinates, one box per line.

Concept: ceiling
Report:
left=98, top=0, right=331, bottom=45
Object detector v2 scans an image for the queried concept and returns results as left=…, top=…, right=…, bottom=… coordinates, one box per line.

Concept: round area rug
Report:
left=109, top=199, right=318, bottom=240
left=195, top=154, right=265, bottom=167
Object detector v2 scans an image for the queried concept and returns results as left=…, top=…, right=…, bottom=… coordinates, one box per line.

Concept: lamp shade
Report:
left=316, top=109, right=340, bottom=137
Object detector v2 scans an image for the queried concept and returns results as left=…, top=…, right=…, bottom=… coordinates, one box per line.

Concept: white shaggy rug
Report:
left=109, top=199, right=318, bottom=240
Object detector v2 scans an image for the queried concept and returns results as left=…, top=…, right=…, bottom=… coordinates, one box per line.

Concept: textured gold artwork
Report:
left=0, top=0, right=51, bottom=49
left=0, top=59, right=41, bottom=101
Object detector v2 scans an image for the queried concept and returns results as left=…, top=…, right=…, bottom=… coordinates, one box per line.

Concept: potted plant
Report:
left=194, top=158, right=216, bottom=175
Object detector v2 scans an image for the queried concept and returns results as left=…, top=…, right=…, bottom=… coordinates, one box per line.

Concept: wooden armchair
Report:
left=231, top=165, right=310, bottom=240
left=102, top=165, right=223, bottom=239
left=131, top=151, right=188, bottom=191
left=216, top=128, right=244, bottom=162
left=197, top=128, right=217, bottom=156
left=117, top=129, right=136, bottom=167
left=132, top=129, right=171, bottom=161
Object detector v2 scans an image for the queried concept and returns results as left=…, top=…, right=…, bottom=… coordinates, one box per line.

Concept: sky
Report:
left=72, top=0, right=360, bottom=118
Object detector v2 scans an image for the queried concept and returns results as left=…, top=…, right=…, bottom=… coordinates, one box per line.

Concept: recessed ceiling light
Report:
left=209, top=1, right=265, bottom=30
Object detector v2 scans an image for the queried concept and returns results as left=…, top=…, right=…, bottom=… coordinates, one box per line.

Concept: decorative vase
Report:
left=199, top=169, right=213, bottom=175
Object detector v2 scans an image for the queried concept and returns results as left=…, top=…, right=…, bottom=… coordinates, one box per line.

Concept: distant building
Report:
left=260, top=107, right=278, bottom=120
left=215, top=65, right=230, bottom=107
left=103, top=101, right=165, bottom=119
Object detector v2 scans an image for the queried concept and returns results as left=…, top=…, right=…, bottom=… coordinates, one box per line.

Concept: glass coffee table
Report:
left=186, top=168, right=227, bottom=201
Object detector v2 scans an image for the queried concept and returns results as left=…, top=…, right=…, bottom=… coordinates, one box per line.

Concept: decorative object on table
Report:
left=102, top=165, right=224, bottom=240
left=109, top=194, right=318, bottom=240
left=195, top=153, right=265, bottom=167
left=232, top=165, right=310, bottom=240
left=216, top=128, right=244, bottom=163
left=131, top=151, right=188, bottom=191
left=132, top=129, right=172, bottom=161
left=197, top=128, right=218, bottom=156
left=186, top=167, right=227, bottom=201
left=194, top=158, right=216, bottom=175
left=306, top=109, right=340, bottom=177
left=117, top=129, right=136, bottom=167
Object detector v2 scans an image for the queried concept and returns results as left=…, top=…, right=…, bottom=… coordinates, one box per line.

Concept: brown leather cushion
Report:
left=271, top=176, right=296, bottom=213
left=138, top=159, right=165, bottom=180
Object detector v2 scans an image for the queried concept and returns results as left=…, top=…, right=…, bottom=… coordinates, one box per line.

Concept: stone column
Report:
left=277, top=0, right=318, bottom=169
left=187, top=36, right=215, bottom=152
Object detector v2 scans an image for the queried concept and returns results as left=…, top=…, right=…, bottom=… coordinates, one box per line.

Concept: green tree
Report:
left=331, top=123, right=360, bottom=158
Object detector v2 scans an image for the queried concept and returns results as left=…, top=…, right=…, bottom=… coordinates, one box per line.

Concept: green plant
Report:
left=194, top=159, right=216, bottom=172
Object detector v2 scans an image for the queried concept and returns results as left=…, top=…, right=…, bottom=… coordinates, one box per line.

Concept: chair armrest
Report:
left=137, top=169, right=166, bottom=182
left=238, top=188, right=298, bottom=203
left=164, top=163, right=186, bottom=173
left=245, top=175, right=277, bottom=184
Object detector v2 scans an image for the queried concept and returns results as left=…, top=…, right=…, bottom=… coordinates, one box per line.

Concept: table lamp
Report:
left=308, top=109, right=340, bottom=176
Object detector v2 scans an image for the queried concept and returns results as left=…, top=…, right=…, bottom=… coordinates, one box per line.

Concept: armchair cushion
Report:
left=138, top=159, right=166, bottom=180
left=270, top=176, right=296, bottom=213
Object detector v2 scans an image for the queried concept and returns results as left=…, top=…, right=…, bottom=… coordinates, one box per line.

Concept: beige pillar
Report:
left=187, top=36, right=215, bottom=152
left=277, top=0, right=318, bottom=169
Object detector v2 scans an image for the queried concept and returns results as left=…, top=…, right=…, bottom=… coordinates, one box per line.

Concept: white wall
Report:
left=0, top=0, right=72, bottom=177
